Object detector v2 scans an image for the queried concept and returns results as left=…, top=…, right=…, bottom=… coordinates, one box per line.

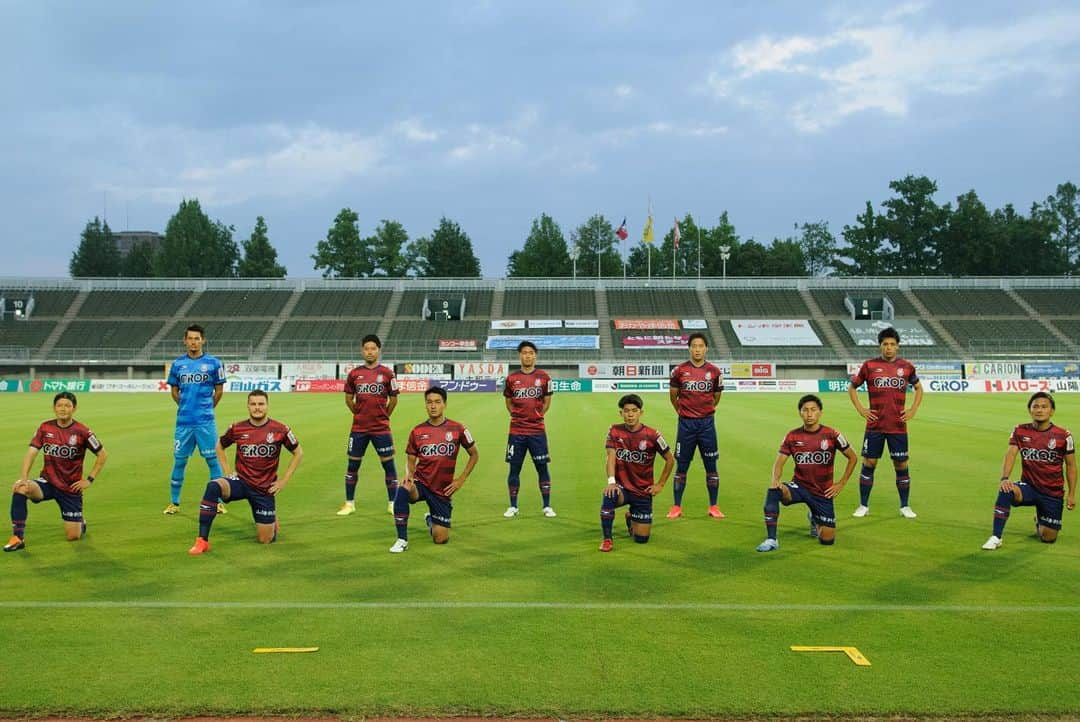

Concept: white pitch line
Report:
left=1, top=601, right=1078, bottom=612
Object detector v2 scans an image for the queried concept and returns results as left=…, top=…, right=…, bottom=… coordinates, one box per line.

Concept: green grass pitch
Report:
left=1, top=390, right=1078, bottom=717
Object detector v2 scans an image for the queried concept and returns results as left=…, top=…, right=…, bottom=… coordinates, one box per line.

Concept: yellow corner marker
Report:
left=253, top=647, right=320, bottom=654
left=790, top=646, right=871, bottom=666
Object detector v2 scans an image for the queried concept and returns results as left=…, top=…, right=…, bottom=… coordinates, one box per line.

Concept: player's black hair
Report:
left=247, top=389, right=269, bottom=400
left=618, top=393, right=644, bottom=410
left=877, top=327, right=900, bottom=344
left=687, top=332, right=708, bottom=348
left=185, top=324, right=205, bottom=338
left=1028, top=391, right=1055, bottom=410
left=798, top=394, right=823, bottom=411
left=53, top=391, right=77, bottom=406
left=425, top=385, right=448, bottom=402
left=361, top=334, right=382, bottom=349
left=517, top=340, right=537, bottom=353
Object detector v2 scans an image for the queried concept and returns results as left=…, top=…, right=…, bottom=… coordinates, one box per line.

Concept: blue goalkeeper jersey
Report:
left=167, top=353, right=225, bottom=427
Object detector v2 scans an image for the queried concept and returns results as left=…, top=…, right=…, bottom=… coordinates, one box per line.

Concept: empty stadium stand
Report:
left=0, top=278, right=1076, bottom=367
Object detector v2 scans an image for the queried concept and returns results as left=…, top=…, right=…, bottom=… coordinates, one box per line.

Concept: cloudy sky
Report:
left=4, top=1, right=1078, bottom=278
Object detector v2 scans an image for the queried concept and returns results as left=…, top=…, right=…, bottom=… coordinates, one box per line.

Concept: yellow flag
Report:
left=642, top=213, right=654, bottom=244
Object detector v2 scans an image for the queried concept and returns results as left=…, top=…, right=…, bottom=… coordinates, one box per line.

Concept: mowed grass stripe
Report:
left=3, top=599, right=1080, bottom=612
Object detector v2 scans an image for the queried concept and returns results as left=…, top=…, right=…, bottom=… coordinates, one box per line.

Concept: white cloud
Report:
left=393, top=118, right=442, bottom=142
left=613, top=83, right=635, bottom=99
left=707, top=6, right=1080, bottom=132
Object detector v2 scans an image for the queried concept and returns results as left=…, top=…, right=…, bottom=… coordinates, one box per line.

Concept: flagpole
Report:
left=595, top=216, right=600, bottom=279
left=697, top=226, right=701, bottom=279
left=672, top=223, right=676, bottom=280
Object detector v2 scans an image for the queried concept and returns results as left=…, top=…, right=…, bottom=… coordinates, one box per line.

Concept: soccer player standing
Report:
left=848, top=326, right=923, bottom=518
left=338, top=334, right=399, bottom=516
left=599, top=394, right=675, bottom=552
left=389, top=386, right=479, bottom=552
left=165, top=324, right=226, bottom=514
left=667, top=332, right=724, bottom=519
left=982, top=392, right=1076, bottom=550
left=5, top=392, right=107, bottom=552
left=755, top=394, right=857, bottom=552
left=188, top=390, right=303, bottom=554
left=502, top=340, right=556, bottom=518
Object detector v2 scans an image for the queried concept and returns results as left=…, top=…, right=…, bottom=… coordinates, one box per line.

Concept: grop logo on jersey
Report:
left=418, top=442, right=456, bottom=457
left=872, top=377, right=906, bottom=389
left=793, top=450, right=832, bottom=465
left=41, top=443, right=79, bottom=459
left=239, top=443, right=279, bottom=458
left=1020, top=447, right=1060, bottom=463
left=615, top=448, right=651, bottom=464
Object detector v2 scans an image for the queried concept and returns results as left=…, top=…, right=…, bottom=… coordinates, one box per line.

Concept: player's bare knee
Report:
left=65, top=529, right=82, bottom=541
left=1040, top=529, right=1058, bottom=544
left=432, top=527, right=450, bottom=544
left=818, top=528, right=836, bottom=544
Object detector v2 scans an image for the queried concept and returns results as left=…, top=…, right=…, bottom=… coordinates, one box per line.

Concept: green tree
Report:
left=881, top=175, right=948, bottom=274
left=938, top=190, right=1001, bottom=275
left=311, top=208, right=373, bottom=278
left=507, top=213, right=572, bottom=277
left=646, top=214, right=704, bottom=278
left=121, top=240, right=157, bottom=277
left=403, top=235, right=432, bottom=277
left=797, top=221, right=836, bottom=276
left=237, top=216, right=286, bottom=278
left=425, top=217, right=482, bottom=277
left=1046, top=181, right=1080, bottom=269
left=156, top=199, right=239, bottom=277
left=836, top=201, right=890, bottom=276
left=70, top=217, right=120, bottom=277
left=994, top=203, right=1061, bottom=276
left=369, top=220, right=410, bottom=277
left=570, top=214, right=623, bottom=277
left=767, top=237, right=806, bottom=275
left=730, top=239, right=769, bottom=276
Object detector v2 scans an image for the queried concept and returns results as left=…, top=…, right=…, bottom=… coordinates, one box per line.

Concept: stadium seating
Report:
left=53, top=320, right=164, bottom=349
left=914, top=289, right=1026, bottom=316
left=941, top=319, right=1052, bottom=352
left=0, top=290, right=77, bottom=317
left=1015, top=289, right=1080, bottom=315
left=291, top=289, right=393, bottom=317
left=1048, top=319, right=1080, bottom=345
left=809, top=289, right=920, bottom=317
left=398, top=289, right=494, bottom=317
left=606, top=289, right=703, bottom=317
left=502, top=289, right=597, bottom=317
left=78, top=290, right=193, bottom=318
left=708, top=289, right=810, bottom=317
left=0, top=320, right=57, bottom=350
left=187, top=290, right=293, bottom=317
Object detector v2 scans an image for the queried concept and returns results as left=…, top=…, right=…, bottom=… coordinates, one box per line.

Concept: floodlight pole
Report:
left=720, top=245, right=731, bottom=280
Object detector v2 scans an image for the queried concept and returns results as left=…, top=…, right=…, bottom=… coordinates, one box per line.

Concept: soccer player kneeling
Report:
left=982, top=392, right=1076, bottom=551
left=389, top=386, right=479, bottom=552
left=6, top=392, right=107, bottom=552
left=756, top=394, right=857, bottom=552
left=188, top=390, right=303, bottom=554
left=599, top=394, right=675, bottom=552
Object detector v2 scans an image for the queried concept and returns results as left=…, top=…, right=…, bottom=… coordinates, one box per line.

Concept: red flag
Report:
left=616, top=218, right=628, bottom=241
left=673, top=218, right=681, bottom=249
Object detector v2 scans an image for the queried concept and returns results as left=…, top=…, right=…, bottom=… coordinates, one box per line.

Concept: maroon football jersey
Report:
left=778, top=425, right=851, bottom=498
left=1010, top=422, right=1075, bottom=498
left=406, top=419, right=475, bottom=499
left=29, top=419, right=103, bottom=495
left=669, top=361, right=723, bottom=418
left=344, top=364, right=399, bottom=434
left=219, top=418, right=300, bottom=492
left=606, top=423, right=670, bottom=496
left=503, top=368, right=554, bottom=435
left=850, top=357, right=920, bottom=434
